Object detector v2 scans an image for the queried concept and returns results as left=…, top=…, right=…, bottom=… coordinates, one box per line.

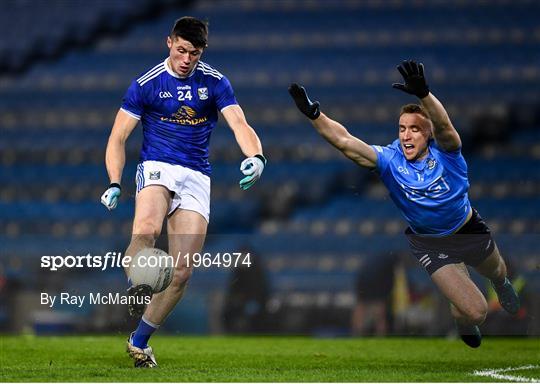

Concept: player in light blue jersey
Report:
left=289, top=60, right=519, bottom=348
left=100, top=17, right=266, bottom=367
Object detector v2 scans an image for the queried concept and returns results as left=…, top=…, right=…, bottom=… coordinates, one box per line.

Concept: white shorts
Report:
left=135, top=160, right=210, bottom=222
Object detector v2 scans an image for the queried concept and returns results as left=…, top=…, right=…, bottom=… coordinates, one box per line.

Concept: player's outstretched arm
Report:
left=392, top=60, right=461, bottom=151
left=288, top=83, right=377, bottom=169
left=221, top=105, right=266, bottom=190
left=419, top=93, right=461, bottom=151
left=101, top=109, right=139, bottom=210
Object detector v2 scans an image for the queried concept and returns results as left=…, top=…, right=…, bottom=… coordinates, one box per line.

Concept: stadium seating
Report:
left=0, top=0, right=187, bottom=73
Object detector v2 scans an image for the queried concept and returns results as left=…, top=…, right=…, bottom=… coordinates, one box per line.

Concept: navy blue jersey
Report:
left=121, top=58, right=238, bottom=176
left=372, top=139, right=471, bottom=235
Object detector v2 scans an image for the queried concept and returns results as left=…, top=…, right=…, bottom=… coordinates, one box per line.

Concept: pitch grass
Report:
left=1, top=335, right=539, bottom=382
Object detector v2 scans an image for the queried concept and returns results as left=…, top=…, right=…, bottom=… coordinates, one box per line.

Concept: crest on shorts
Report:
left=149, top=171, right=160, bottom=180
left=438, top=253, right=448, bottom=259
left=197, top=87, right=208, bottom=100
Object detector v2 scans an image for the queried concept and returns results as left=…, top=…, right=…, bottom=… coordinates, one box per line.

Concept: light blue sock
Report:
left=132, top=316, right=159, bottom=348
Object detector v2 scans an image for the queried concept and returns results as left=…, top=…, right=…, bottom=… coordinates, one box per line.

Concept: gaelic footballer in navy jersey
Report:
left=289, top=60, right=520, bottom=349
left=100, top=17, right=266, bottom=368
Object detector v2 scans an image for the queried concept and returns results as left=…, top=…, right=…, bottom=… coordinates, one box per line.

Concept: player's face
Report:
left=398, top=113, right=432, bottom=161
left=167, top=36, right=203, bottom=77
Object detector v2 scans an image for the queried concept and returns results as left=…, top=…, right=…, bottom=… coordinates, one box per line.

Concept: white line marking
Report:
left=472, top=365, right=539, bottom=382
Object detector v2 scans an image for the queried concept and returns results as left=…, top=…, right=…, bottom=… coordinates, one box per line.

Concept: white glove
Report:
left=239, top=155, right=266, bottom=190
left=100, top=183, right=121, bottom=210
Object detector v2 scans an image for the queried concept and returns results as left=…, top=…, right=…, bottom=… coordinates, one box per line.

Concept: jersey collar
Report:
left=408, top=147, right=433, bottom=171
left=164, top=57, right=197, bottom=79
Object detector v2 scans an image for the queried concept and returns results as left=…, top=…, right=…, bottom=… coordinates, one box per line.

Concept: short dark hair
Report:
left=399, top=104, right=430, bottom=120
left=170, top=16, right=208, bottom=48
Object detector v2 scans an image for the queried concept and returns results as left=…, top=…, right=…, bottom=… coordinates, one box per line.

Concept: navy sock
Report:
left=132, top=317, right=159, bottom=348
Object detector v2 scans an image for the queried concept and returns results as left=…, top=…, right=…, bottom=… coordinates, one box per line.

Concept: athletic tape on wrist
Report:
left=109, top=183, right=122, bottom=190
left=254, top=154, right=267, bottom=165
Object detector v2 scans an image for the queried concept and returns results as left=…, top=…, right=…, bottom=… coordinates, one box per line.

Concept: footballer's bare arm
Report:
left=221, top=104, right=263, bottom=157
left=105, top=109, right=139, bottom=184
left=420, top=93, right=462, bottom=152
left=288, top=83, right=375, bottom=168
left=312, top=113, right=377, bottom=169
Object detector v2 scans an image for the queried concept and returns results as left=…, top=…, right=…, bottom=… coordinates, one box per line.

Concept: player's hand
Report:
left=100, top=183, right=121, bottom=210
left=392, top=60, right=430, bottom=99
left=239, top=155, right=266, bottom=190
left=288, top=83, right=321, bottom=120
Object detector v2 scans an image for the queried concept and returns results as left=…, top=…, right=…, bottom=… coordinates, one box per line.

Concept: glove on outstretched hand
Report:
left=392, top=60, right=430, bottom=99
left=288, top=83, right=321, bottom=120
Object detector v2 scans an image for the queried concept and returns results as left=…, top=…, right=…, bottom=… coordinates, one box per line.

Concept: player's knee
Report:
left=169, top=265, right=193, bottom=291
left=469, top=310, right=487, bottom=326
left=132, top=220, right=161, bottom=241
left=467, top=304, right=488, bottom=325
left=452, top=300, right=487, bottom=325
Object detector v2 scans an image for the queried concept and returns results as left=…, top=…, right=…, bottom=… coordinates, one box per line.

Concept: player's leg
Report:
left=127, top=209, right=206, bottom=368
left=473, top=243, right=505, bottom=281
left=432, top=263, right=487, bottom=325
left=143, top=166, right=210, bottom=324
left=125, top=185, right=171, bottom=272
left=125, top=185, right=171, bottom=317
left=406, top=229, right=485, bottom=346
left=125, top=185, right=171, bottom=367
left=472, top=244, right=520, bottom=314
left=127, top=209, right=206, bottom=366
left=454, top=208, right=520, bottom=314
left=431, top=262, right=487, bottom=347
left=128, top=165, right=210, bottom=367
left=143, top=208, right=207, bottom=325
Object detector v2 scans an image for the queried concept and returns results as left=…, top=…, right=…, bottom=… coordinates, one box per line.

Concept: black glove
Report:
left=288, top=83, right=321, bottom=120
left=392, top=60, right=430, bottom=99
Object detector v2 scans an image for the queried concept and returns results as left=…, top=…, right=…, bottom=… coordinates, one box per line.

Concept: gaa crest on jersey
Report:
left=427, top=159, right=437, bottom=170
left=149, top=171, right=160, bottom=180
left=197, top=87, right=208, bottom=100
left=159, top=91, right=173, bottom=98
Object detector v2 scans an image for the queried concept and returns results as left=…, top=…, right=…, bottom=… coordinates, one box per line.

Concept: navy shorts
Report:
left=405, top=208, right=496, bottom=275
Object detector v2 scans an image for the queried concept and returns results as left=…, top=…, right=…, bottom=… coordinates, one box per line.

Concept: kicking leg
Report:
left=125, top=185, right=170, bottom=367
left=474, top=244, right=520, bottom=314
left=431, top=263, right=487, bottom=347
left=125, top=185, right=171, bottom=274
left=143, top=209, right=207, bottom=326
left=125, top=185, right=171, bottom=317
left=128, top=210, right=206, bottom=367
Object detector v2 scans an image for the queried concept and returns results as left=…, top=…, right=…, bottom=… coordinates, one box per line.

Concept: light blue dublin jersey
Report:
left=371, top=139, right=471, bottom=235
left=121, top=58, right=238, bottom=176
